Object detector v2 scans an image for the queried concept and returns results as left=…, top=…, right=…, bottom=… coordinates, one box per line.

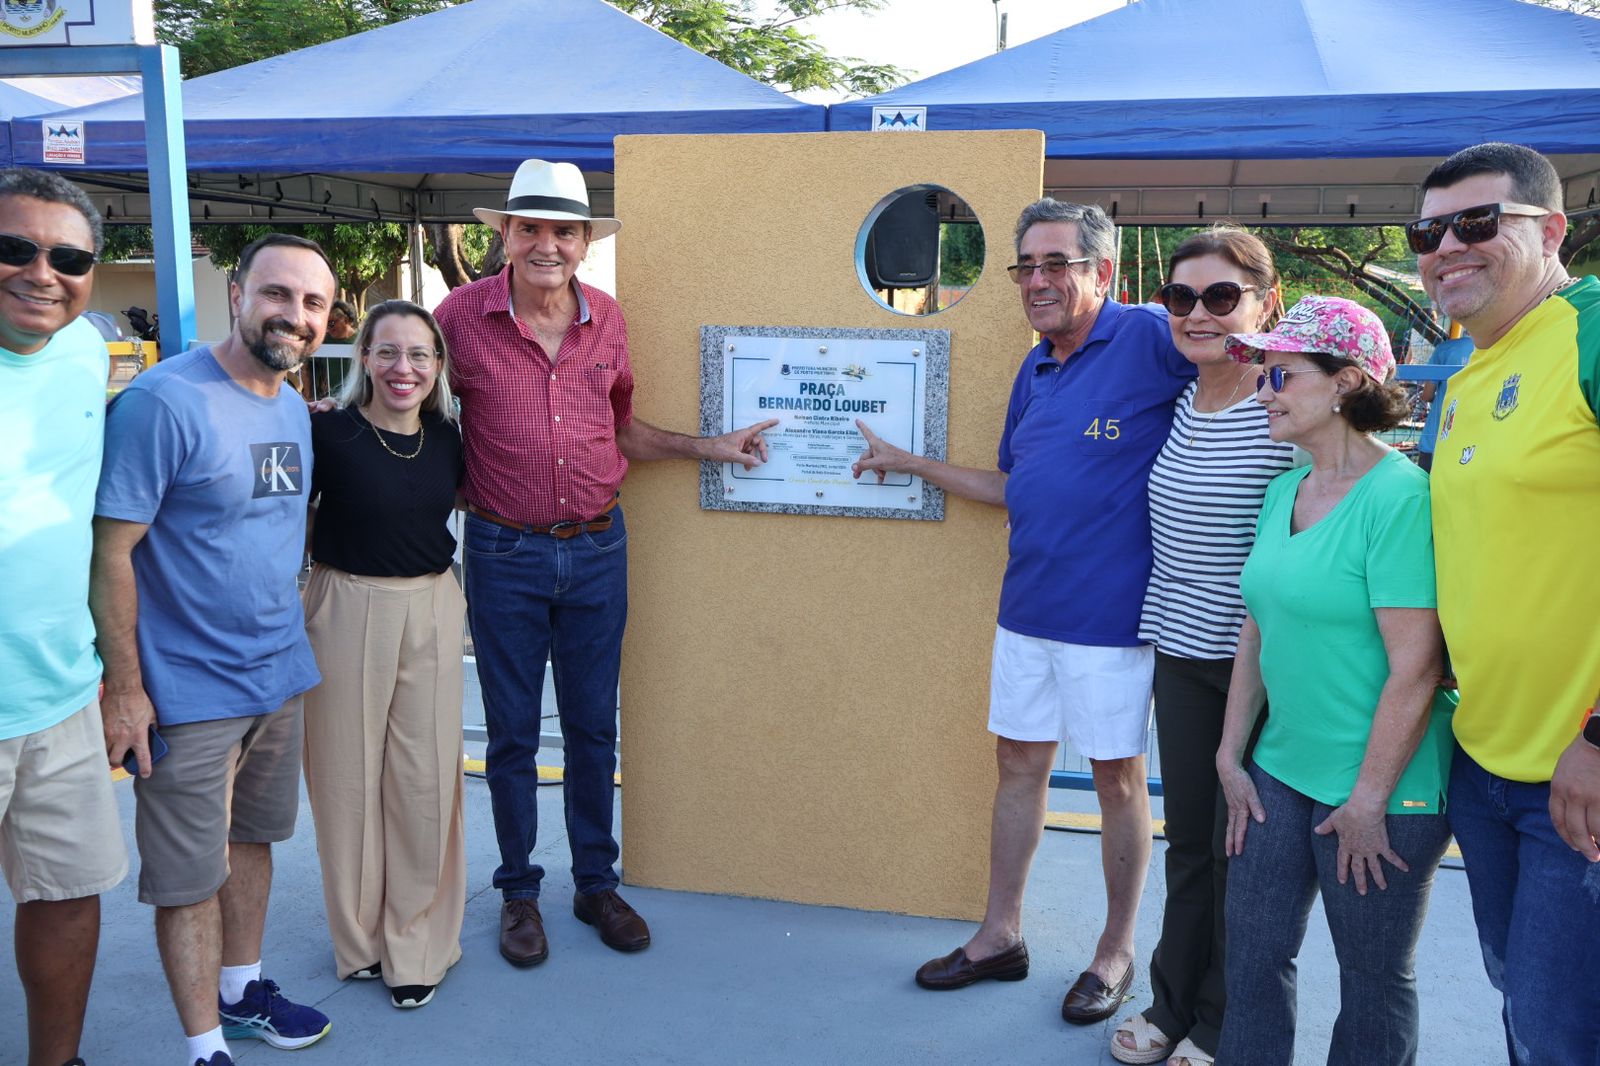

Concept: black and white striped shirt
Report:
left=1139, top=380, right=1298, bottom=659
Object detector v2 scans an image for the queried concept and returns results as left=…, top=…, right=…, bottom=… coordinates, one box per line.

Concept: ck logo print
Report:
left=251, top=442, right=305, bottom=498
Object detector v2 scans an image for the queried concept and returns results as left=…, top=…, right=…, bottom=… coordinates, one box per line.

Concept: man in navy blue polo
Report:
left=854, top=199, right=1192, bottom=1023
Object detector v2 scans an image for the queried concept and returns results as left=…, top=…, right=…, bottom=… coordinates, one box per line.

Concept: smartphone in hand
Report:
left=121, top=726, right=169, bottom=776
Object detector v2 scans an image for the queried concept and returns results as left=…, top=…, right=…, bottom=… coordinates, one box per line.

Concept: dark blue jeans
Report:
left=463, top=507, right=628, bottom=900
left=1218, top=763, right=1451, bottom=1066
left=1448, top=744, right=1600, bottom=1066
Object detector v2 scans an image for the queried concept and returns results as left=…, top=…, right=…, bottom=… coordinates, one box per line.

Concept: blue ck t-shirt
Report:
left=95, top=346, right=320, bottom=725
left=998, top=300, right=1195, bottom=645
left=0, top=317, right=107, bottom=739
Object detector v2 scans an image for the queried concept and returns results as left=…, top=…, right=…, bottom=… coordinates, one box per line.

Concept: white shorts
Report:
left=987, top=626, right=1154, bottom=760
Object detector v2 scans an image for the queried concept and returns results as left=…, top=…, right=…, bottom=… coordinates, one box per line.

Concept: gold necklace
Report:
left=366, top=410, right=425, bottom=460
left=1187, top=367, right=1253, bottom=446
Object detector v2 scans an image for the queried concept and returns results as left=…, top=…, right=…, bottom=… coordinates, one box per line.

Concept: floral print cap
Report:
left=1225, top=295, right=1395, bottom=383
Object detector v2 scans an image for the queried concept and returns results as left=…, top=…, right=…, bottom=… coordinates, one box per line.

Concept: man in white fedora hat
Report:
left=435, top=159, right=775, bottom=968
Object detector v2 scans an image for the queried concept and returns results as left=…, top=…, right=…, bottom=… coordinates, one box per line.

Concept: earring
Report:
left=1332, top=402, right=1342, bottom=413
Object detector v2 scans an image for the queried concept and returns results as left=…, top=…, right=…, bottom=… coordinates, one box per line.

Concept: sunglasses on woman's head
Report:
left=1403, top=201, right=1550, bottom=255
left=1156, top=281, right=1260, bottom=317
left=0, top=232, right=97, bottom=277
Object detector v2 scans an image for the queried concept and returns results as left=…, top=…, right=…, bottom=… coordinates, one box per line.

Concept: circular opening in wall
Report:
left=855, top=185, right=985, bottom=317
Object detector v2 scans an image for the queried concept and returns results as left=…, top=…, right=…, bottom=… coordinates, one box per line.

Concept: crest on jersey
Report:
left=1492, top=373, right=1521, bottom=421
left=1439, top=398, right=1458, bottom=442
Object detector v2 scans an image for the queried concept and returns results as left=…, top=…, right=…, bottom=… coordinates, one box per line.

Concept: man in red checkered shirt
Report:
left=435, top=159, right=773, bottom=969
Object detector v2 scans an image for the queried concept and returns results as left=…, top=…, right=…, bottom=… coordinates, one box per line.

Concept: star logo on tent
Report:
left=871, top=105, right=928, bottom=133
left=47, top=125, right=79, bottom=138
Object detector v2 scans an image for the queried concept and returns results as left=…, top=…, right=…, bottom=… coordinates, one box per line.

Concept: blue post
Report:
left=138, top=44, right=194, bottom=357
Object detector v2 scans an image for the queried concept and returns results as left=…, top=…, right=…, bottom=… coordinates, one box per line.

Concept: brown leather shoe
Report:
left=499, top=898, right=549, bottom=967
left=914, top=940, right=1030, bottom=990
left=573, top=889, right=651, bottom=952
left=1061, top=965, right=1133, bottom=1024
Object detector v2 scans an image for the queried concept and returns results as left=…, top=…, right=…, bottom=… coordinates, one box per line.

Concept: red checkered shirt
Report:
left=435, top=269, right=634, bottom=525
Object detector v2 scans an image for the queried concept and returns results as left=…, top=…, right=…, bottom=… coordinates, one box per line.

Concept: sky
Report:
left=791, top=0, right=1130, bottom=101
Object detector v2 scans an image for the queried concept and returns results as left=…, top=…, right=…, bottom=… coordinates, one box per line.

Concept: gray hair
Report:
left=334, top=299, right=458, bottom=423
left=1013, top=198, right=1116, bottom=265
left=0, top=166, right=104, bottom=253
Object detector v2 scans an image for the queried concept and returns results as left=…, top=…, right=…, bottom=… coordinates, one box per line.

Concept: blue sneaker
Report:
left=219, top=978, right=331, bottom=1050
left=194, top=1054, right=233, bottom=1066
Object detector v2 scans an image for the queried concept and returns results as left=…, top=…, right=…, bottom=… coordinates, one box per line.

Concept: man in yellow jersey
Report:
left=1416, top=142, right=1600, bottom=1066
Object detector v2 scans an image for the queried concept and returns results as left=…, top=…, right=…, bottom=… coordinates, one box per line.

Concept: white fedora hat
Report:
left=473, top=159, right=621, bottom=240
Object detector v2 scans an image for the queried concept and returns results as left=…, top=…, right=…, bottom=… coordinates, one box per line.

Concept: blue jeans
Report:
left=463, top=507, right=628, bottom=899
left=1218, top=763, right=1450, bottom=1066
left=1448, top=744, right=1600, bottom=1066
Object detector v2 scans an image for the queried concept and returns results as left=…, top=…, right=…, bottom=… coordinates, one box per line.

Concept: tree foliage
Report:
left=199, top=223, right=412, bottom=308
left=155, top=0, right=464, bottom=78
left=612, top=0, right=904, bottom=97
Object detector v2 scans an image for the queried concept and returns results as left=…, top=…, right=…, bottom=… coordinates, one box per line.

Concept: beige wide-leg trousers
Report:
left=302, top=564, right=467, bottom=986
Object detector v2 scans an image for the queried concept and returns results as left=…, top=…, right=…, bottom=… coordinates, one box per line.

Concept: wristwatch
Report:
left=1583, top=711, right=1600, bottom=751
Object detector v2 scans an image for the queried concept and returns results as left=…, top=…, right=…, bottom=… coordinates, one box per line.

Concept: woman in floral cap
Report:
left=1212, top=296, right=1455, bottom=1064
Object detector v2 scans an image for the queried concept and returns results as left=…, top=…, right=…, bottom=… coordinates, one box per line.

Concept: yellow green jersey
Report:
left=1431, top=275, right=1600, bottom=782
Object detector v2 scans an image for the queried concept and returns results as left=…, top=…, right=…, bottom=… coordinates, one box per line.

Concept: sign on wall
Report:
left=0, top=0, right=154, bottom=46
left=700, top=325, right=949, bottom=522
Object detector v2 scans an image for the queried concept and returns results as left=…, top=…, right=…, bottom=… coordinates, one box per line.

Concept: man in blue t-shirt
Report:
left=0, top=167, right=128, bottom=1066
left=855, top=200, right=1193, bottom=1022
left=91, top=234, right=336, bottom=1066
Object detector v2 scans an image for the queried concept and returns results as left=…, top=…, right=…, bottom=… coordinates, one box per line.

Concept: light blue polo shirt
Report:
left=0, top=317, right=108, bottom=740
left=95, top=347, right=319, bottom=725
left=998, top=300, right=1195, bottom=646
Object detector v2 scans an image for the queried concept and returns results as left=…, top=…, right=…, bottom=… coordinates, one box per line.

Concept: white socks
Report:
left=184, top=1026, right=228, bottom=1065
left=218, top=960, right=261, bottom=1006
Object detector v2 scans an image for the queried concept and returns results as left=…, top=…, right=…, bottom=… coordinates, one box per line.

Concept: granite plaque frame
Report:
left=699, top=325, right=949, bottom=521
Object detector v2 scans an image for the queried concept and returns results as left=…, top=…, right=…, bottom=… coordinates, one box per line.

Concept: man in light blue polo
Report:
left=855, top=199, right=1193, bottom=1023
left=91, top=234, right=336, bottom=1066
left=0, top=166, right=127, bottom=1066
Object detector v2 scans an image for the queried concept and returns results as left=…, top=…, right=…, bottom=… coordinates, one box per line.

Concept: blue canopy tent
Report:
left=0, top=76, right=138, bottom=178
left=5, top=0, right=825, bottom=222
left=831, top=0, right=1600, bottom=224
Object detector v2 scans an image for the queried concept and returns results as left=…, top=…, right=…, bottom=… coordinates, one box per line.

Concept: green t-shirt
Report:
left=1240, top=450, right=1456, bottom=815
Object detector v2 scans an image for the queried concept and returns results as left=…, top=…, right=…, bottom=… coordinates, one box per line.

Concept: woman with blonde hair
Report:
left=302, top=299, right=466, bottom=1010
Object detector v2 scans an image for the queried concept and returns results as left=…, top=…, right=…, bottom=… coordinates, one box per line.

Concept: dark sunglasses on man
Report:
left=1403, top=201, right=1550, bottom=256
left=0, top=232, right=97, bottom=276
left=1155, top=280, right=1262, bottom=318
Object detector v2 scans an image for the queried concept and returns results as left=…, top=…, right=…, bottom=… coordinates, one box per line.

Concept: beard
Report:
left=245, top=316, right=316, bottom=371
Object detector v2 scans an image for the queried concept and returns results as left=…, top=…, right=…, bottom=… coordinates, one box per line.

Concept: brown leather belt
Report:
left=467, top=498, right=616, bottom=540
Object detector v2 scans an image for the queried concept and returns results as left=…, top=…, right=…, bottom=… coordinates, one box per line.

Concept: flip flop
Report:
left=1110, top=1012, right=1172, bottom=1065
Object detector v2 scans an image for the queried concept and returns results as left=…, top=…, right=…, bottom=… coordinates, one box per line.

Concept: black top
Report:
left=309, top=406, right=464, bottom=577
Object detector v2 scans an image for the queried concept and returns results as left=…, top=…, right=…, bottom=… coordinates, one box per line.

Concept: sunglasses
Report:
left=1005, top=256, right=1091, bottom=283
left=1403, top=201, right=1549, bottom=255
left=0, top=232, right=97, bottom=277
left=1156, top=281, right=1260, bottom=317
left=1255, top=366, right=1322, bottom=392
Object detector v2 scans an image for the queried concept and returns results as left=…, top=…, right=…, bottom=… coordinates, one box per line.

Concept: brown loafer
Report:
left=499, top=898, right=549, bottom=967
left=573, top=889, right=651, bottom=952
left=1061, top=965, right=1133, bottom=1024
left=914, top=940, right=1030, bottom=990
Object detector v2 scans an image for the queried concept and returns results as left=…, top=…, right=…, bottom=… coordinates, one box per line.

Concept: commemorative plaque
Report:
left=699, top=325, right=949, bottom=521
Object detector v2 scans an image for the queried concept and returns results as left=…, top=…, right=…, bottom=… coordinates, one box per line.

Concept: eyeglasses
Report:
left=1156, top=281, right=1261, bottom=317
left=1006, top=256, right=1092, bottom=283
left=1256, top=366, right=1322, bottom=392
left=0, top=232, right=96, bottom=276
left=366, top=345, right=437, bottom=370
left=1403, top=201, right=1550, bottom=255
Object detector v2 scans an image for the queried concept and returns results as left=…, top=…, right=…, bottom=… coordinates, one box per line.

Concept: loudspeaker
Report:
left=866, top=192, right=940, bottom=289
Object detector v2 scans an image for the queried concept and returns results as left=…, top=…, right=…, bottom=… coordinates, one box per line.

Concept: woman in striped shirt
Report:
left=1113, top=229, right=1295, bottom=1066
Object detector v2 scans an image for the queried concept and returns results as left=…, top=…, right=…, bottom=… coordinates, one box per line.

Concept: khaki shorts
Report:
left=134, top=697, right=304, bottom=907
left=987, top=625, right=1154, bottom=760
left=0, top=701, right=129, bottom=903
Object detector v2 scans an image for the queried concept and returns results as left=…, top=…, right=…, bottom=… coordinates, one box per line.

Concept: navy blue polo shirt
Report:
left=997, top=299, right=1194, bottom=646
